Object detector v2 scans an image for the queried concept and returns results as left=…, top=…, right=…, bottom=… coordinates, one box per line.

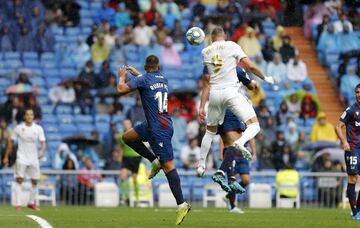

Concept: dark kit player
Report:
left=335, top=83, right=360, bottom=220
left=116, top=55, right=191, bottom=225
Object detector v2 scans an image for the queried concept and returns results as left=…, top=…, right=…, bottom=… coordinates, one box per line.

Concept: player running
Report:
left=117, top=120, right=142, bottom=206
left=117, top=55, right=191, bottom=225
left=197, top=26, right=274, bottom=177
left=2, top=108, right=46, bottom=211
left=335, top=83, right=360, bottom=220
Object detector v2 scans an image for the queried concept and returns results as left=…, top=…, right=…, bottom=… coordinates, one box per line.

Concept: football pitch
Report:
left=0, top=206, right=359, bottom=228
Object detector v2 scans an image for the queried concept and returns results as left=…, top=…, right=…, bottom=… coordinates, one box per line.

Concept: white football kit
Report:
left=202, top=40, right=256, bottom=126
left=11, top=122, right=46, bottom=180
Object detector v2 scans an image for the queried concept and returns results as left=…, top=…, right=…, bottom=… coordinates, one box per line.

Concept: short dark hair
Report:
left=145, top=55, right=160, bottom=71
left=355, top=83, right=360, bottom=92
left=211, top=26, right=225, bottom=37
left=24, top=107, right=34, bottom=115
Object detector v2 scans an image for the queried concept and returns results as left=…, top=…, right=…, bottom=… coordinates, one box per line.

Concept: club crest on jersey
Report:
left=357, top=112, right=359, bottom=116
left=355, top=121, right=360, bottom=127
left=158, top=142, right=163, bottom=147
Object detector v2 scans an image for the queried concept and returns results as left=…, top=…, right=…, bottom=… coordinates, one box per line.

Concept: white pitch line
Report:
left=26, top=215, right=53, bottom=228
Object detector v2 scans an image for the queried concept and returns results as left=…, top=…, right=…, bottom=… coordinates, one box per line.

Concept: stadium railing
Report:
left=0, top=170, right=354, bottom=209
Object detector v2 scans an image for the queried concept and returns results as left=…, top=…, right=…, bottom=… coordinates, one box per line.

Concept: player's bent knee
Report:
left=161, top=160, right=175, bottom=173
left=31, top=179, right=38, bottom=185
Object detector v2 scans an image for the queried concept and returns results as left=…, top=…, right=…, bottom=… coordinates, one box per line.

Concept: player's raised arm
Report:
left=240, top=57, right=274, bottom=84
left=126, top=65, right=141, bottom=76
left=117, top=67, right=132, bottom=95
left=198, top=74, right=210, bottom=124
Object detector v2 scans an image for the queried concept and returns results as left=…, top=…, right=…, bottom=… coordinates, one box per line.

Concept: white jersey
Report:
left=11, top=122, right=46, bottom=165
left=202, top=40, right=247, bottom=89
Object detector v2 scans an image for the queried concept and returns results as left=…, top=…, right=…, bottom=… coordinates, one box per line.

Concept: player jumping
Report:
left=335, top=83, right=360, bottom=220
left=198, top=26, right=273, bottom=181
left=117, top=55, right=191, bottom=225
left=2, top=108, right=46, bottom=211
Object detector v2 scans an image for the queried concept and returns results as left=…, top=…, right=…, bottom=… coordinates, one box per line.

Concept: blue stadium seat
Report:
left=95, top=123, right=110, bottom=133
left=4, top=52, right=21, bottom=60
left=50, top=25, right=64, bottom=35
left=59, top=68, right=78, bottom=78
left=37, top=96, right=50, bottom=105
left=42, top=114, right=57, bottom=124
left=42, top=105, right=53, bottom=115
left=41, top=59, right=56, bottom=68
left=5, top=59, right=22, bottom=68
left=75, top=114, right=93, bottom=124
left=46, top=133, right=62, bottom=142
left=41, top=52, right=55, bottom=61
left=90, top=1, right=102, bottom=9
left=80, top=9, right=92, bottom=18
left=44, top=124, right=59, bottom=133
left=81, top=26, right=92, bottom=35
left=95, top=114, right=111, bottom=123
left=43, top=69, right=59, bottom=78
left=59, top=124, right=78, bottom=134
left=24, top=59, right=40, bottom=68
left=78, top=123, right=95, bottom=133
left=45, top=77, right=62, bottom=87
left=65, top=27, right=81, bottom=36
left=77, top=0, right=89, bottom=9
left=22, top=52, right=39, bottom=60
left=56, top=105, right=73, bottom=115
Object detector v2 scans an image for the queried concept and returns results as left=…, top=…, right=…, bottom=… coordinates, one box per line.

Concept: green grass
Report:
left=0, top=206, right=359, bottom=228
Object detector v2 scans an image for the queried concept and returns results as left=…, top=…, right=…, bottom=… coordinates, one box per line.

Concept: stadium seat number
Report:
left=211, top=55, right=223, bottom=74
left=155, top=92, right=168, bottom=113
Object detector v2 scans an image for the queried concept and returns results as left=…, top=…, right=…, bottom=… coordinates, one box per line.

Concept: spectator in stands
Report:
left=256, top=100, right=272, bottom=128
left=126, top=96, right=146, bottom=126
left=172, top=108, right=188, bottom=155
left=98, top=19, right=111, bottom=37
left=91, top=34, right=110, bottom=64
left=161, top=36, right=181, bottom=67
left=334, top=13, right=353, bottom=33
left=309, top=112, right=337, bottom=143
left=120, top=24, right=134, bottom=45
left=48, top=80, right=76, bottom=113
left=287, top=52, right=308, bottom=83
left=276, top=101, right=289, bottom=126
left=34, top=21, right=54, bottom=53
left=86, top=26, right=97, bottom=47
left=94, top=2, right=115, bottom=26
left=340, top=67, right=360, bottom=103
left=272, top=26, right=285, bottom=51
left=299, top=94, right=318, bottom=119
left=90, top=130, right=106, bottom=161
left=61, top=1, right=80, bottom=27
left=15, top=71, right=32, bottom=85
left=115, top=3, right=132, bottom=28
left=294, top=151, right=310, bottom=171
left=69, top=37, right=91, bottom=68
left=78, top=61, right=98, bottom=89
left=97, top=61, right=114, bottom=87
left=104, top=146, right=122, bottom=170
left=109, top=38, right=125, bottom=65
left=303, top=1, right=329, bottom=38
left=258, top=146, right=275, bottom=170
left=248, top=86, right=265, bottom=108
left=154, top=20, right=169, bottom=45
left=271, top=131, right=295, bottom=170
left=98, top=74, right=117, bottom=99
left=286, top=94, right=301, bottom=117
left=4, top=96, right=22, bottom=125
left=171, top=20, right=185, bottom=52
left=143, top=1, right=157, bottom=25
left=54, top=143, right=79, bottom=170
left=267, top=53, right=287, bottom=83
left=29, top=6, right=43, bottom=32
left=73, top=80, right=94, bottom=115
left=78, top=157, right=103, bottom=205
left=16, top=26, right=34, bottom=52
left=0, top=25, right=13, bottom=52
left=254, top=54, right=267, bottom=77
left=316, top=14, right=330, bottom=45
left=156, top=0, right=181, bottom=20
left=192, top=0, right=206, bottom=19
left=181, top=138, right=201, bottom=170
left=317, top=24, right=337, bottom=64
left=262, top=37, right=276, bottom=61
left=133, top=18, right=153, bottom=46
left=238, top=27, right=261, bottom=58
left=285, top=121, right=299, bottom=145
left=338, top=55, right=350, bottom=85
left=60, top=157, right=77, bottom=205
left=293, top=131, right=306, bottom=153
left=104, top=26, right=117, bottom=48
left=263, top=117, right=276, bottom=143
left=279, top=36, right=295, bottom=64
left=164, top=6, right=177, bottom=31
left=186, top=113, right=199, bottom=140
left=336, top=24, right=360, bottom=53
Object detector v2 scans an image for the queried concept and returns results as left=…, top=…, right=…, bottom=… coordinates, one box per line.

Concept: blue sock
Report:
left=357, top=191, right=360, bottom=213
left=347, top=183, right=357, bottom=215
left=125, top=140, right=157, bottom=162
left=226, top=192, right=236, bottom=209
left=165, top=169, right=184, bottom=205
left=219, top=147, right=236, bottom=177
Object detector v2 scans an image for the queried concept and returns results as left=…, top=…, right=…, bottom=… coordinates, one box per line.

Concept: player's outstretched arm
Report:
left=198, top=74, right=210, bottom=124
left=2, top=139, right=13, bottom=167
left=38, top=141, right=46, bottom=159
left=335, top=121, right=350, bottom=151
left=126, top=66, right=141, bottom=76
left=241, top=57, right=274, bottom=84
left=117, top=68, right=132, bottom=96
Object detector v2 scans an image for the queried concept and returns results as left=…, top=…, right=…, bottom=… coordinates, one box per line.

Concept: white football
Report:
left=186, top=27, right=205, bottom=45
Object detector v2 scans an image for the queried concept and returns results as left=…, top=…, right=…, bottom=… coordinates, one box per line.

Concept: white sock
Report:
left=199, top=130, right=216, bottom=168
left=178, top=202, right=186, bottom=208
left=14, top=182, right=22, bottom=207
left=235, top=123, right=260, bottom=146
left=29, top=185, right=37, bottom=205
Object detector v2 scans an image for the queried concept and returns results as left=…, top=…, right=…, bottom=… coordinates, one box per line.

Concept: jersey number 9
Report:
left=211, top=55, right=223, bottom=74
left=155, top=92, right=168, bottom=113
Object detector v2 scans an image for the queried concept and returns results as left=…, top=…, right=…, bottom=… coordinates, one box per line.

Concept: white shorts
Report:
left=14, top=161, right=40, bottom=180
left=207, top=86, right=256, bottom=126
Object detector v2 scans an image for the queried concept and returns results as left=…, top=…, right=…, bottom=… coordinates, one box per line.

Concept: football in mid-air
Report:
left=186, top=27, right=205, bottom=45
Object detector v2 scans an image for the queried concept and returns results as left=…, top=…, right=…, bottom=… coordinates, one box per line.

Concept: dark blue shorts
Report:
left=134, top=121, right=174, bottom=162
left=345, top=151, right=360, bottom=175
left=217, top=110, right=246, bottom=136
left=234, top=157, right=250, bottom=175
